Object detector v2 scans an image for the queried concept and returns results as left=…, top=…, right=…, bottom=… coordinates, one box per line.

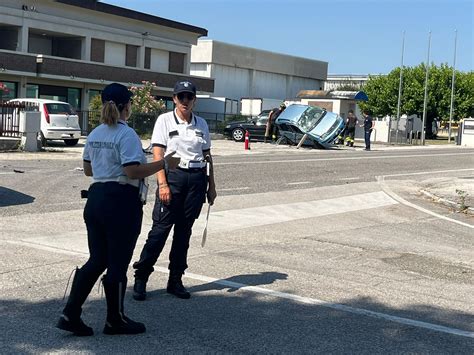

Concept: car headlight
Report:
left=225, top=125, right=231, bottom=129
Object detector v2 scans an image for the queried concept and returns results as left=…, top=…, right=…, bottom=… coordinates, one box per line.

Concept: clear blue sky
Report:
left=106, top=0, right=473, bottom=74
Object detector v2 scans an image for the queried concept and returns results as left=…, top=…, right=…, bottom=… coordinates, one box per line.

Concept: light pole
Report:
left=394, top=31, right=405, bottom=144
left=448, top=30, right=457, bottom=143
left=421, top=31, right=431, bottom=145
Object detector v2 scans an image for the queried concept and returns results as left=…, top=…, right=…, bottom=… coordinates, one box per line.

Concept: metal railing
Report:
left=78, top=110, right=249, bottom=136
left=0, top=101, right=39, bottom=138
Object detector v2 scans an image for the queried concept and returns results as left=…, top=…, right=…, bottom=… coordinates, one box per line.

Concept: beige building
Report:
left=190, top=39, right=328, bottom=102
left=0, top=0, right=214, bottom=111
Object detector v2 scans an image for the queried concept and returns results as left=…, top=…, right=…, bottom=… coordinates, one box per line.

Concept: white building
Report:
left=324, top=74, right=370, bottom=91
left=0, top=0, right=214, bottom=111
left=190, top=39, right=328, bottom=102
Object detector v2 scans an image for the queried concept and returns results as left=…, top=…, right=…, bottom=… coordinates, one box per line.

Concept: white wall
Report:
left=104, top=41, right=126, bottom=66
left=150, top=48, right=168, bottom=72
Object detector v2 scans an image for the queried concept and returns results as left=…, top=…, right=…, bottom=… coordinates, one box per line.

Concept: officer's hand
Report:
left=164, top=151, right=180, bottom=170
left=158, top=185, right=172, bottom=204
left=207, top=186, right=217, bottom=206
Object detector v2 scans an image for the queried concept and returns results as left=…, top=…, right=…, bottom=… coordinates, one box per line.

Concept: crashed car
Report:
left=275, top=104, right=345, bottom=147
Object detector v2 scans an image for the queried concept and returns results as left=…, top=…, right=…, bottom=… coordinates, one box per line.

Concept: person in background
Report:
left=265, top=103, right=286, bottom=143
left=57, top=83, right=179, bottom=336
left=360, top=110, right=375, bottom=150
left=344, top=109, right=359, bottom=147
left=132, top=80, right=217, bottom=301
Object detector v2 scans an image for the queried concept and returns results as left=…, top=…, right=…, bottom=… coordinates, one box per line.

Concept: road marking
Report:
left=202, top=191, right=397, bottom=232
left=338, top=177, right=361, bottom=181
left=376, top=174, right=474, bottom=229
left=381, top=168, right=474, bottom=178
left=218, top=187, right=250, bottom=192
left=214, top=152, right=473, bottom=166
left=287, top=181, right=312, bottom=186
left=168, top=267, right=474, bottom=339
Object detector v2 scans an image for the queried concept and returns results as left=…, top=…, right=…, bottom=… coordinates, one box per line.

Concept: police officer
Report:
left=360, top=110, right=375, bottom=150
left=57, top=83, right=179, bottom=336
left=132, top=80, right=217, bottom=301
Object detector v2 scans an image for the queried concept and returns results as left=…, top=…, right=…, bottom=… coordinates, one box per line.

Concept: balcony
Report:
left=28, top=29, right=83, bottom=60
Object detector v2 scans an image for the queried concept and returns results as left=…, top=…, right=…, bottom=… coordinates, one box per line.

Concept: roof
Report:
left=54, top=0, right=208, bottom=36
left=296, top=90, right=368, bottom=101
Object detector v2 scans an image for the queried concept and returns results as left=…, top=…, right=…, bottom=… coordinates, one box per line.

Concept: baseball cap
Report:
left=173, top=80, right=196, bottom=95
left=101, top=83, right=133, bottom=106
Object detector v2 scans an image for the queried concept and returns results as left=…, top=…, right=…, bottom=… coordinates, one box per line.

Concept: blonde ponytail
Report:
left=101, top=100, right=120, bottom=125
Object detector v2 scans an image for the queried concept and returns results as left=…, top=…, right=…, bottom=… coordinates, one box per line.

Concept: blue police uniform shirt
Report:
left=83, top=120, right=146, bottom=180
left=151, top=110, right=211, bottom=162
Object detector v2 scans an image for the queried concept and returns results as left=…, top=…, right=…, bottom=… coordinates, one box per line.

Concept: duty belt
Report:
left=178, top=160, right=206, bottom=169
left=93, top=176, right=140, bottom=187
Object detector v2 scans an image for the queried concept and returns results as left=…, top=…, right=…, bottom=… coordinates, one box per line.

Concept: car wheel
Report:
left=64, top=139, right=79, bottom=146
left=232, top=128, right=245, bottom=142
left=38, top=131, right=46, bottom=147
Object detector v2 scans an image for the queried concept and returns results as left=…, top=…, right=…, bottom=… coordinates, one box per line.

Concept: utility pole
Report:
left=421, top=31, right=431, bottom=145
left=448, top=30, right=458, bottom=143
left=394, top=31, right=405, bottom=144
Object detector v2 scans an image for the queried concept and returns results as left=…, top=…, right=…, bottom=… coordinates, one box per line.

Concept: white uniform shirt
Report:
left=83, top=120, right=146, bottom=180
left=151, top=110, right=211, bottom=162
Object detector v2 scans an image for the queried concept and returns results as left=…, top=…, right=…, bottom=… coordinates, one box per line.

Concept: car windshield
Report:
left=46, top=103, right=74, bottom=115
left=297, top=106, right=326, bottom=131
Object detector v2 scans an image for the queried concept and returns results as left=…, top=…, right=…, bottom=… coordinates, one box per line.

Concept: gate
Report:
left=0, top=101, right=39, bottom=138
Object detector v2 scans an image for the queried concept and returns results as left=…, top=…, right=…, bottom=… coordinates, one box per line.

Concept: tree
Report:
left=360, top=64, right=474, bottom=122
left=130, top=81, right=165, bottom=113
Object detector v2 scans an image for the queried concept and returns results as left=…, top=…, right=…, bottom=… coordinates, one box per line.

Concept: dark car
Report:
left=224, top=110, right=271, bottom=141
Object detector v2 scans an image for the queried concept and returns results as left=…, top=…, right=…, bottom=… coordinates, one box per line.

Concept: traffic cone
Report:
left=244, top=130, right=250, bottom=150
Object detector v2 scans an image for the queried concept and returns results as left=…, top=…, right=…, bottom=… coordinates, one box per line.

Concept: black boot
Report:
left=56, top=268, right=95, bottom=336
left=167, top=271, right=190, bottom=299
left=103, top=279, right=146, bottom=335
left=133, top=279, right=147, bottom=301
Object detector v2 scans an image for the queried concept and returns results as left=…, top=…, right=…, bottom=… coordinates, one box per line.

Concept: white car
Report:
left=8, top=98, right=81, bottom=146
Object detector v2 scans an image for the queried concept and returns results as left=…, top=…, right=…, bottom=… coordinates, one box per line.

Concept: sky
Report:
left=105, top=0, right=473, bottom=74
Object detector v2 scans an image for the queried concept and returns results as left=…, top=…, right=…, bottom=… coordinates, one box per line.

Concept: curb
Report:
left=420, top=189, right=474, bottom=215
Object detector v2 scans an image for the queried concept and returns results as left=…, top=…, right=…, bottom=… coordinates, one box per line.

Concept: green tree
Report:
left=360, top=64, right=474, bottom=137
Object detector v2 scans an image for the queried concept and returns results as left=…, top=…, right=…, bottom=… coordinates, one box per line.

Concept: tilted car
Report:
left=223, top=110, right=271, bottom=142
left=275, top=104, right=345, bottom=147
left=8, top=98, right=81, bottom=146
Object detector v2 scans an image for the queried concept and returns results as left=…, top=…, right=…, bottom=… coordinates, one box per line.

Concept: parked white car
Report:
left=8, top=98, right=81, bottom=146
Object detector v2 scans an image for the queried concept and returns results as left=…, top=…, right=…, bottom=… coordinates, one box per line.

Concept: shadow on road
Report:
left=0, top=186, right=35, bottom=207
left=1, top=275, right=473, bottom=353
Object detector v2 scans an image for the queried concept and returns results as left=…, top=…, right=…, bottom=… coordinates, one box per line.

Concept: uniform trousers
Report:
left=81, top=182, right=143, bottom=284
left=364, top=129, right=372, bottom=149
left=133, top=167, right=207, bottom=280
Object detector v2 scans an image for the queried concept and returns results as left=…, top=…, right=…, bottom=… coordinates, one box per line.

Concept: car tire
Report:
left=64, top=139, right=79, bottom=146
left=232, top=128, right=245, bottom=142
left=38, top=131, right=46, bottom=147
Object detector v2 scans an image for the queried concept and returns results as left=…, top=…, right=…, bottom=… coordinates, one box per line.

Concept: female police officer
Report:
left=57, top=83, right=179, bottom=336
left=132, top=80, right=217, bottom=301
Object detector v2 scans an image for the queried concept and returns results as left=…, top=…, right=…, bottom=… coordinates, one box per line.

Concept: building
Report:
left=190, top=39, right=327, bottom=103
left=0, top=0, right=214, bottom=111
left=324, top=74, right=369, bottom=91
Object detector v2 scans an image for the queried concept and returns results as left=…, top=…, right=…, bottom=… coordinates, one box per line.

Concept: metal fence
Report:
left=79, top=110, right=249, bottom=136
left=0, top=101, right=39, bottom=138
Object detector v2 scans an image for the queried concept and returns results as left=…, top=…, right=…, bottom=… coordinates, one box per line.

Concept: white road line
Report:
left=287, top=181, right=312, bottom=186
left=163, top=267, right=474, bottom=339
left=381, top=168, right=474, bottom=178
left=218, top=187, right=250, bottom=192
left=214, top=152, right=473, bottom=166
left=203, top=191, right=397, bottom=232
left=376, top=175, right=474, bottom=229
left=338, top=177, right=361, bottom=181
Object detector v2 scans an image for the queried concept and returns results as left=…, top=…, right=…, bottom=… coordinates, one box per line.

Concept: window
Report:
left=168, top=52, right=185, bottom=73
left=91, top=38, right=105, bottom=62
left=0, top=81, right=18, bottom=100
left=126, top=45, right=138, bottom=67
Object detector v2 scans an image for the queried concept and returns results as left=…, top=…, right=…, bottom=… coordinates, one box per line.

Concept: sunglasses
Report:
left=177, top=92, right=195, bottom=101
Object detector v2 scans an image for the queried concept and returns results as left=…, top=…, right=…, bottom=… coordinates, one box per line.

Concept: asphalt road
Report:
left=1, top=142, right=473, bottom=353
